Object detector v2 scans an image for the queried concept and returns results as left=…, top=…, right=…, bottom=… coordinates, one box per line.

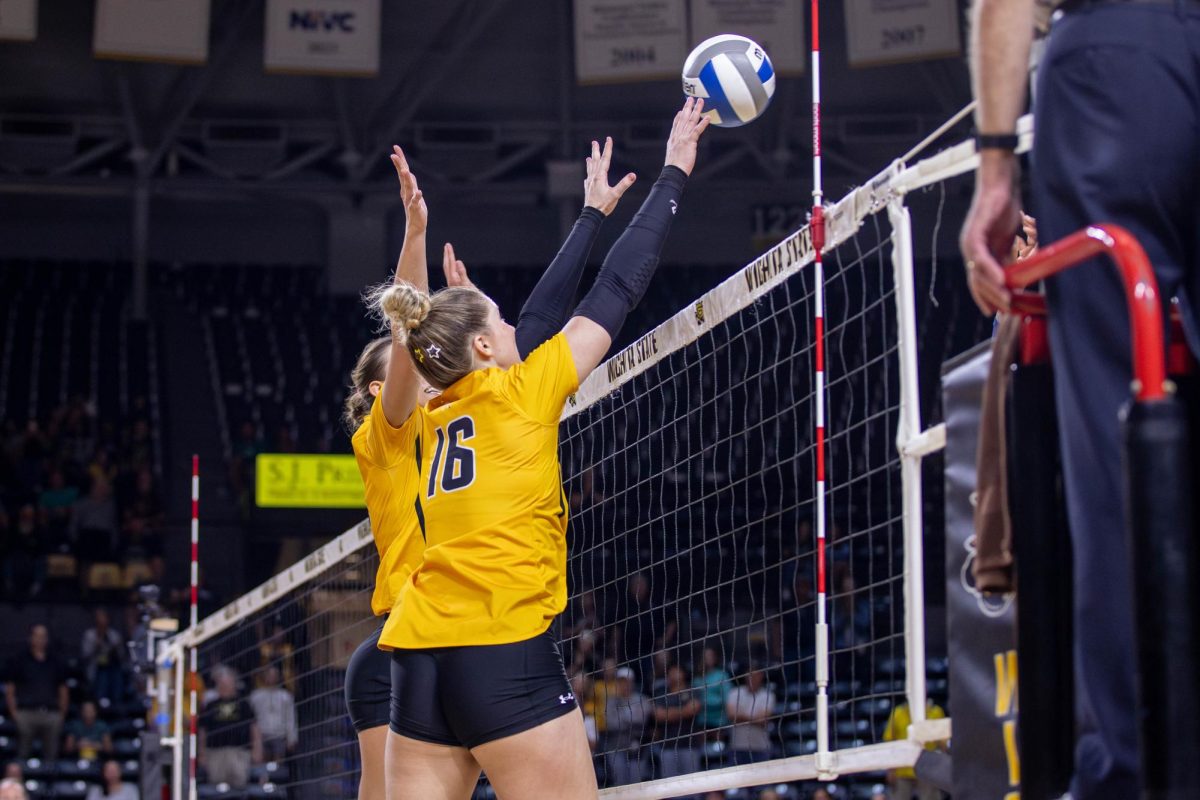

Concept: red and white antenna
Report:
left=809, top=0, right=833, bottom=778
left=188, top=454, right=199, bottom=800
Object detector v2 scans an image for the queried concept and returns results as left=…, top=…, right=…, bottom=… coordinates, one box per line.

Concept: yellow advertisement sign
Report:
left=256, top=454, right=365, bottom=509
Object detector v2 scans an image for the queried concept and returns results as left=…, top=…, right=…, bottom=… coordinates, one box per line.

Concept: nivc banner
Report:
left=844, top=0, right=960, bottom=67
left=0, top=0, right=37, bottom=41
left=256, top=454, right=366, bottom=509
left=943, top=342, right=1021, bottom=800
left=689, top=0, right=805, bottom=74
left=264, top=0, right=381, bottom=76
left=93, top=0, right=209, bottom=63
left=574, top=0, right=689, bottom=84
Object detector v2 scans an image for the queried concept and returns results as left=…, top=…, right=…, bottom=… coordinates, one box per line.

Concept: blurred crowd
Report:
left=0, top=398, right=171, bottom=604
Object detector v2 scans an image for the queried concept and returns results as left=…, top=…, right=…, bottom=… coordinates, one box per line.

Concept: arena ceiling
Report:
left=0, top=0, right=973, bottom=202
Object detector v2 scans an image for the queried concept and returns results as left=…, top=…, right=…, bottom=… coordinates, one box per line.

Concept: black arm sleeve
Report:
left=573, top=165, right=687, bottom=338
left=514, top=206, right=605, bottom=360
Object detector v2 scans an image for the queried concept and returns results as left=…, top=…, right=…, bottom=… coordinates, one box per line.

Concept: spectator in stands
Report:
left=256, top=622, right=295, bottom=694
left=592, top=658, right=619, bottom=738
left=81, top=609, right=127, bottom=704
left=37, top=467, right=78, bottom=545
left=869, top=785, right=889, bottom=800
left=881, top=700, right=946, bottom=800
left=229, top=422, right=264, bottom=516
left=2, top=504, right=45, bottom=599
left=4, top=624, right=67, bottom=760
left=86, top=448, right=117, bottom=489
left=199, top=666, right=261, bottom=789
left=811, top=788, right=834, bottom=800
left=830, top=566, right=871, bottom=656
left=653, top=664, right=702, bottom=789
left=0, top=778, right=26, bottom=800
left=612, top=572, right=676, bottom=694
left=120, top=466, right=163, bottom=558
left=5, top=623, right=67, bottom=762
left=725, top=665, right=775, bottom=766
left=0, top=764, right=18, bottom=780
left=64, top=700, right=113, bottom=761
left=72, top=475, right=119, bottom=565
left=248, top=666, right=296, bottom=762
left=84, top=759, right=137, bottom=800
left=691, top=645, right=730, bottom=736
left=758, top=790, right=782, bottom=800
left=603, top=667, right=653, bottom=786
left=568, top=670, right=599, bottom=751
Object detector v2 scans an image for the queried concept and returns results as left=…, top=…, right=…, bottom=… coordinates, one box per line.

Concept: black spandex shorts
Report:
left=389, top=627, right=577, bottom=749
left=345, top=617, right=392, bottom=733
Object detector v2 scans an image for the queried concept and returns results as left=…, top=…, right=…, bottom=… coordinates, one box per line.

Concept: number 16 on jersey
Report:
left=427, top=416, right=476, bottom=498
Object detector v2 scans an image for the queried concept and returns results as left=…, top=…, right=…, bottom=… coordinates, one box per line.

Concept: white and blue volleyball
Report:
left=682, top=34, right=775, bottom=128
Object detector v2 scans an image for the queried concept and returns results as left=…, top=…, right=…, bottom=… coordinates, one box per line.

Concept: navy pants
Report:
left=1032, top=4, right=1200, bottom=798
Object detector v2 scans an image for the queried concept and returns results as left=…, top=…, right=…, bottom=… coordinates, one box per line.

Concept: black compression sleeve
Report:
left=515, top=206, right=605, bottom=359
left=573, top=165, right=687, bottom=338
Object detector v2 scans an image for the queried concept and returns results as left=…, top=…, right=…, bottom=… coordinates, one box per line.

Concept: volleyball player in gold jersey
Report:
left=343, top=140, right=638, bottom=799
left=374, top=98, right=709, bottom=800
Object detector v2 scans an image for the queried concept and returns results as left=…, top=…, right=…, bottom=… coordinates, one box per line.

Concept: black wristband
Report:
left=975, top=132, right=1019, bottom=152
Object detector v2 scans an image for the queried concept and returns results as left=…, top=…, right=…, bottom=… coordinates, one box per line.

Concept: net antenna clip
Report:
left=815, top=750, right=839, bottom=781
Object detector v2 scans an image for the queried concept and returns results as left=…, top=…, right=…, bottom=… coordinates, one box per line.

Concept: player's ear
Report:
left=472, top=333, right=492, bottom=361
left=368, top=380, right=384, bottom=398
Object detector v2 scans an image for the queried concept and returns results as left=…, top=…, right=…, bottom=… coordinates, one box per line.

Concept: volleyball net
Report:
left=157, top=110, right=1018, bottom=799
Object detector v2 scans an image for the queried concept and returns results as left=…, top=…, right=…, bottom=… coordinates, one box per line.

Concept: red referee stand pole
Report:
left=1005, top=225, right=1199, bottom=799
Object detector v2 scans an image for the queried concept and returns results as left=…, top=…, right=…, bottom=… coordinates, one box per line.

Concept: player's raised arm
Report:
left=378, top=145, right=428, bottom=428
left=564, top=98, right=710, bottom=383
left=438, top=138, right=637, bottom=362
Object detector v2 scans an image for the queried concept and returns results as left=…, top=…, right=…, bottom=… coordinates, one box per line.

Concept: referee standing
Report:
left=959, top=1, right=1199, bottom=798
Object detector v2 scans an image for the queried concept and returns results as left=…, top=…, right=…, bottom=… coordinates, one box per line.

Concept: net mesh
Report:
left=167, top=131, right=1003, bottom=800
left=191, top=537, right=380, bottom=800
left=554, top=206, right=905, bottom=795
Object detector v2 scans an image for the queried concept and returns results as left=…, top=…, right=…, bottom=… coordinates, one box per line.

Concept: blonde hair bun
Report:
left=376, top=282, right=431, bottom=332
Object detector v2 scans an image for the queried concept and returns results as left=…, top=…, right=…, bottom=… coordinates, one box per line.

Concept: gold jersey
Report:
left=380, top=334, right=579, bottom=649
left=352, top=393, right=425, bottom=617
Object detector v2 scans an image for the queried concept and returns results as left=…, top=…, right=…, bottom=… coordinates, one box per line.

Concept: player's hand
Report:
left=584, top=136, right=637, bottom=216
left=1010, top=211, right=1038, bottom=262
left=442, top=242, right=474, bottom=289
left=664, top=97, right=711, bottom=176
left=959, top=151, right=1021, bottom=315
left=390, top=145, right=427, bottom=236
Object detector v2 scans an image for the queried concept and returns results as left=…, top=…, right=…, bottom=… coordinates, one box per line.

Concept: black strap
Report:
left=976, top=132, right=1020, bottom=152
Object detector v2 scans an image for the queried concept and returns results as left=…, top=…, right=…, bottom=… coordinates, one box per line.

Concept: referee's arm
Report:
left=960, top=0, right=1036, bottom=316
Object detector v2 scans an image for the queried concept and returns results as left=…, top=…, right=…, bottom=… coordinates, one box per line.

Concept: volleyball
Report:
left=682, top=34, right=776, bottom=128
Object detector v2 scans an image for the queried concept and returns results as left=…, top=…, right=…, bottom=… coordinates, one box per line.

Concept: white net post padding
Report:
left=156, top=111, right=1039, bottom=799
left=888, top=198, right=928, bottom=730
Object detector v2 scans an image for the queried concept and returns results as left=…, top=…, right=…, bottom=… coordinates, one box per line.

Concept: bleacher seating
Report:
left=0, top=262, right=163, bottom=476
left=157, top=262, right=730, bottom=459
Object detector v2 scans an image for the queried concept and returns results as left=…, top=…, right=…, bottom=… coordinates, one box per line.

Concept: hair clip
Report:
left=426, top=344, right=442, bottom=360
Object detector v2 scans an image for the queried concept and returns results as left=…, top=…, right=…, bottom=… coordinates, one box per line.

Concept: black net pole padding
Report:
left=1007, top=364, right=1075, bottom=800
left=1122, top=396, right=1200, bottom=799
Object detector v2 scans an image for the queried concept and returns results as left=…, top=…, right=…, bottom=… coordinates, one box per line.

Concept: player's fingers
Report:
left=692, top=114, right=711, bottom=140
left=392, top=146, right=411, bottom=175
left=601, top=136, right=613, bottom=170
left=612, top=172, right=637, bottom=198
left=591, top=139, right=601, bottom=163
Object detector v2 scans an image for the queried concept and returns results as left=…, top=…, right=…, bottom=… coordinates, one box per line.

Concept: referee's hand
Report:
left=960, top=150, right=1021, bottom=315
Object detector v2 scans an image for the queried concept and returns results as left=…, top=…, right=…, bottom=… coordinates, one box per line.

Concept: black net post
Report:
left=1122, top=395, right=1199, bottom=799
